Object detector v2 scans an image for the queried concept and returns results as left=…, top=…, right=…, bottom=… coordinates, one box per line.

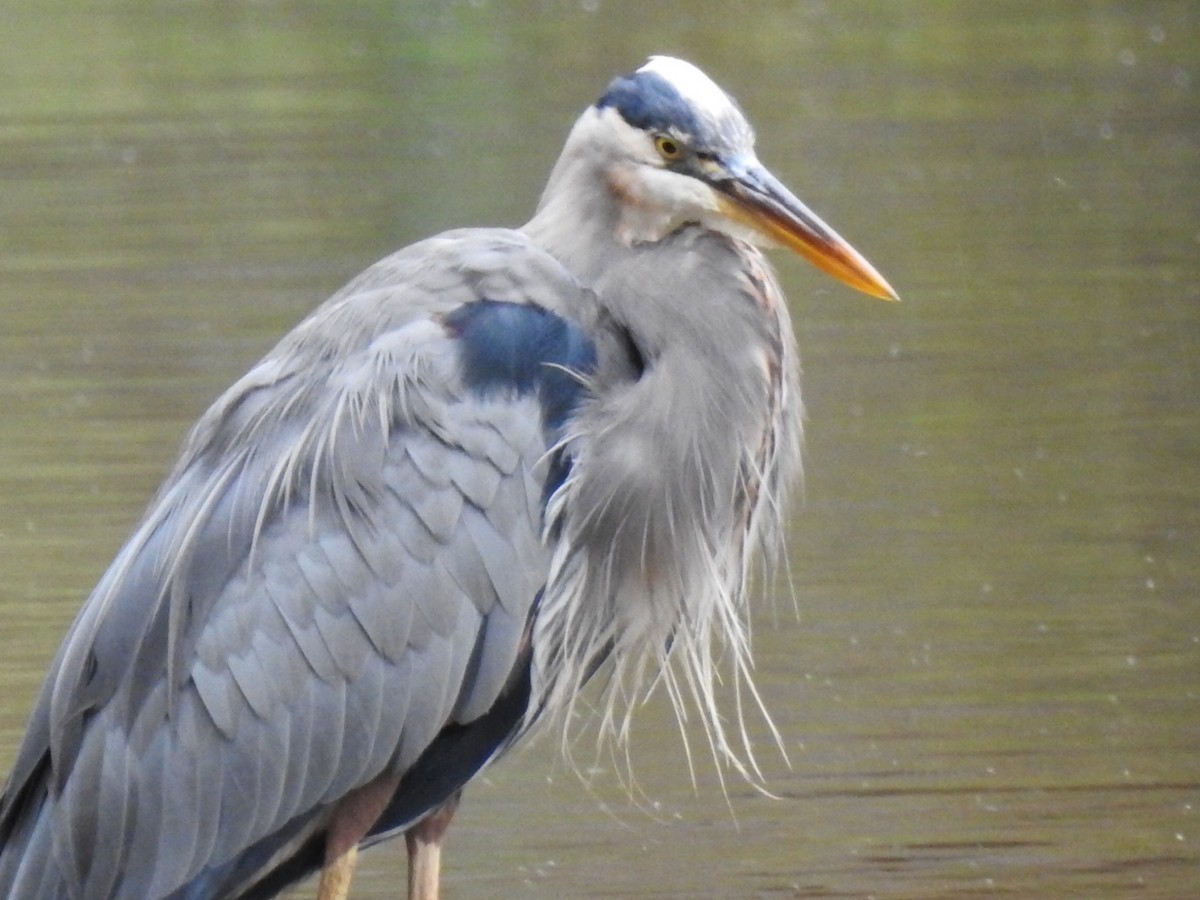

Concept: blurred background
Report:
left=0, top=2, right=1196, bottom=897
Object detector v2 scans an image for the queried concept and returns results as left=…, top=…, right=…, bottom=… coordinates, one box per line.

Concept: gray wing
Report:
left=0, top=229, right=596, bottom=899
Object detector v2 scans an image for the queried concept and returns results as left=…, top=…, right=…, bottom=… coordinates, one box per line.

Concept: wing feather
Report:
left=0, top=230, right=595, bottom=898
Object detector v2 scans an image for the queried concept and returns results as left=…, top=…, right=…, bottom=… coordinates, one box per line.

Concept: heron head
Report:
left=583, top=56, right=897, bottom=301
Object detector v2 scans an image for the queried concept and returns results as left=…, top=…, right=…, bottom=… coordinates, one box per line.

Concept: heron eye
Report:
left=654, top=134, right=683, bottom=161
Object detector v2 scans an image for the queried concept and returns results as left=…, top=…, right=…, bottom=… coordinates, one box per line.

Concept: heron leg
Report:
left=405, top=791, right=461, bottom=900
left=315, top=844, right=358, bottom=900
left=315, top=771, right=402, bottom=900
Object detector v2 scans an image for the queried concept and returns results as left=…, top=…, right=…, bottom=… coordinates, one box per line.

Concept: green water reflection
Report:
left=1, top=2, right=1196, bottom=897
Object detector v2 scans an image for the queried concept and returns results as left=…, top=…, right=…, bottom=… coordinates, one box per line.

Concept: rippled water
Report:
left=1, top=2, right=1197, bottom=897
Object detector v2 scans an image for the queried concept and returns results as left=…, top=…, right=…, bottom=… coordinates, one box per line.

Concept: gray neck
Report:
left=521, top=105, right=790, bottom=383
left=521, top=125, right=628, bottom=286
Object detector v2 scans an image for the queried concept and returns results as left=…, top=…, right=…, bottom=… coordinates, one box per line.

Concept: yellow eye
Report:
left=654, top=134, right=683, bottom=161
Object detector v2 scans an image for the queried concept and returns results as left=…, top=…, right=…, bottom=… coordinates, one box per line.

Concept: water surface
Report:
left=1, top=2, right=1196, bottom=897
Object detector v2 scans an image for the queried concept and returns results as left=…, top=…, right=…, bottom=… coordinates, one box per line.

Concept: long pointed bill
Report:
left=714, top=162, right=899, bottom=301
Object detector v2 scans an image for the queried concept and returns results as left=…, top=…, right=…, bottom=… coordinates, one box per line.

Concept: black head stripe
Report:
left=595, top=67, right=752, bottom=155
left=596, top=70, right=707, bottom=141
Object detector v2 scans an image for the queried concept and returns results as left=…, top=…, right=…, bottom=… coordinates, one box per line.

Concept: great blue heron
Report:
left=0, top=56, right=896, bottom=899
